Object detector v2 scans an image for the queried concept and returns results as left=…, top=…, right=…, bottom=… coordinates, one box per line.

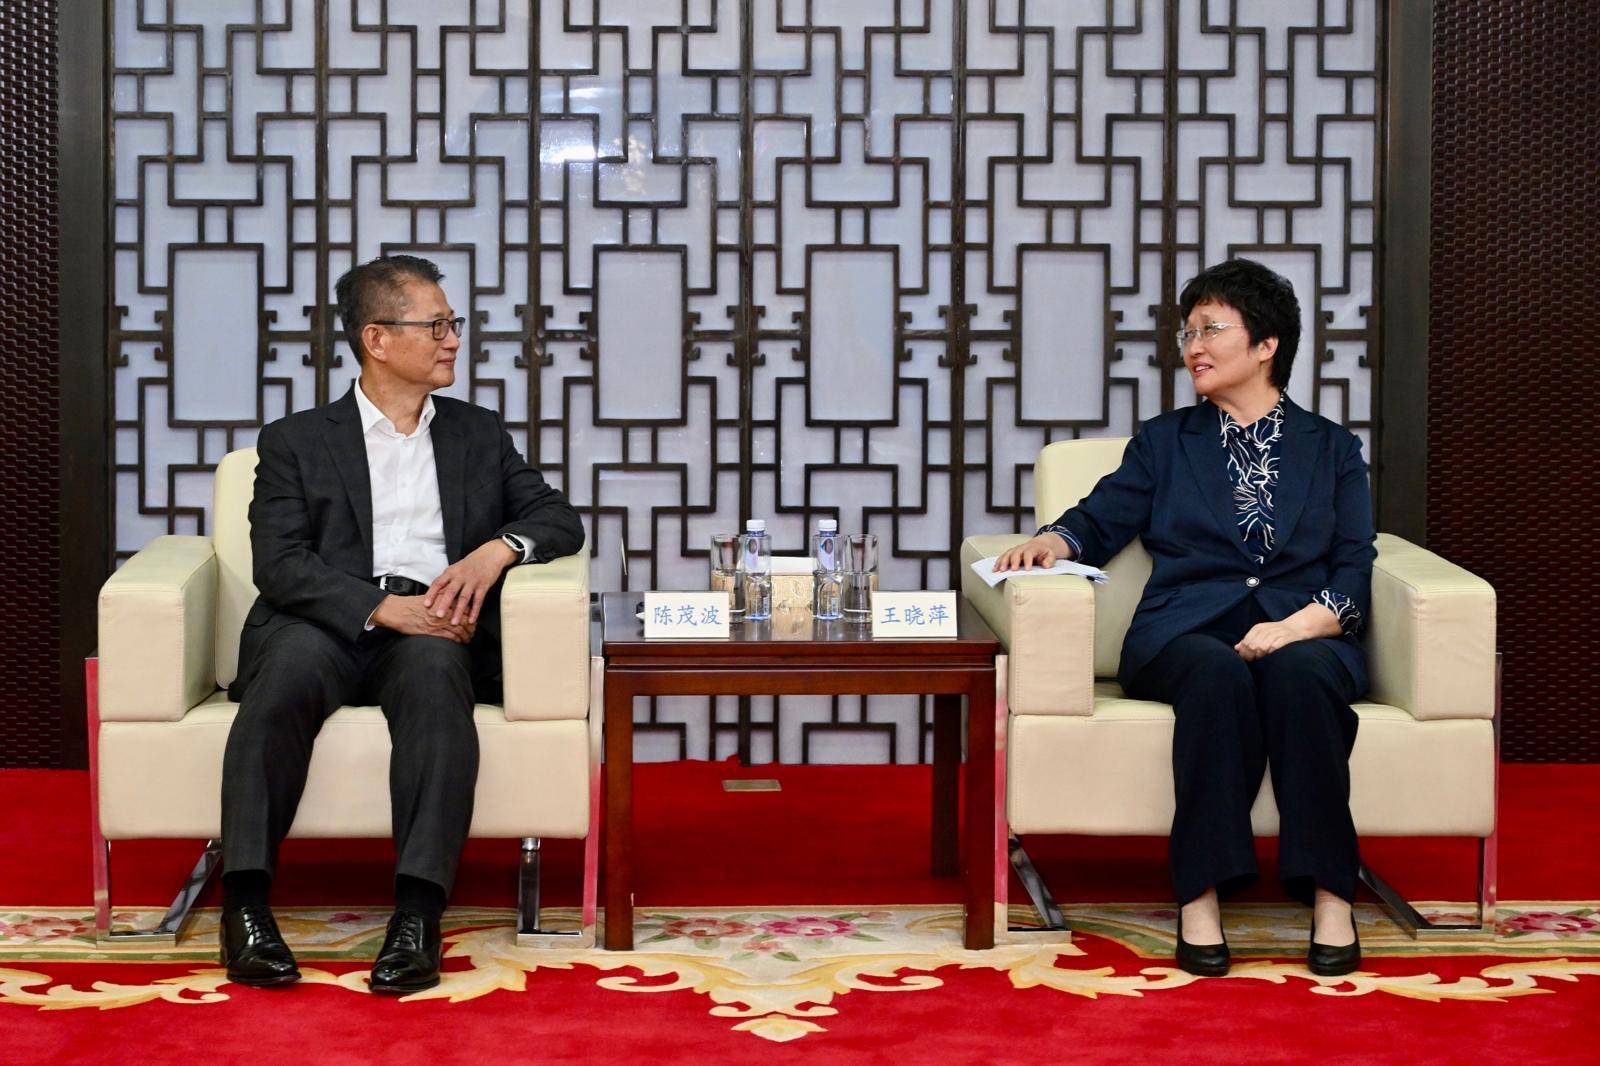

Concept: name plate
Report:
left=870, top=591, right=959, bottom=639
left=643, top=591, right=732, bottom=639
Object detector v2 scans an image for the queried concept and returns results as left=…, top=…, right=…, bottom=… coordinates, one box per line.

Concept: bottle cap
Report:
left=745, top=519, right=766, bottom=533
left=818, top=518, right=838, bottom=532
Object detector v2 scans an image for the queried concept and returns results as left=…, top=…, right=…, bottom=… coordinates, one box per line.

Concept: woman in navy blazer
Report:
left=996, top=259, right=1375, bottom=978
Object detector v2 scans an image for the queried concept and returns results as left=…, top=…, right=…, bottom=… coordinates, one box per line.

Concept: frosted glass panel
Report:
left=173, top=250, right=259, bottom=422
left=597, top=251, right=683, bottom=422
left=1020, top=250, right=1106, bottom=424
left=808, top=251, right=896, bottom=423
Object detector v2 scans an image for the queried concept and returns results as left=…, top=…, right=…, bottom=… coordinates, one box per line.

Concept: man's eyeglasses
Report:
left=1175, top=321, right=1239, bottom=349
left=372, top=317, right=466, bottom=341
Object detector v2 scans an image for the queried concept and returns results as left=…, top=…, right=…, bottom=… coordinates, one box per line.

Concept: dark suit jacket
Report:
left=1049, top=398, right=1376, bottom=693
left=231, top=386, right=586, bottom=697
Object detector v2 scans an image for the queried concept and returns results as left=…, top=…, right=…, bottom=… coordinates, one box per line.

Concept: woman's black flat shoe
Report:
left=1175, top=913, right=1231, bottom=977
left=1308, top=912, right=1362, bottom=977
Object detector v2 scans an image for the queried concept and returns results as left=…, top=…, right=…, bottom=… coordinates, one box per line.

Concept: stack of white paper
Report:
left=968, top=555, right=1109, bottom=589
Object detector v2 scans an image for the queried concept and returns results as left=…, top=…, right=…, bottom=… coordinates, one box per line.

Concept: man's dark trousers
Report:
left=221, top=620, right=482, bottom=893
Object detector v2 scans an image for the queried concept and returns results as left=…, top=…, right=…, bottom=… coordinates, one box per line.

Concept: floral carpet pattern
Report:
left=2, top=903, right=1598, bottom=1041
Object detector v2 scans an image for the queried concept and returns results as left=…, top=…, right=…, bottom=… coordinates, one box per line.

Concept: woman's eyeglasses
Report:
left=1175, top=321, right=1238, bottom=349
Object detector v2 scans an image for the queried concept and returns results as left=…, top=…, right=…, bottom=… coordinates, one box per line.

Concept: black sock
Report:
left=395, top=874, right=447, bottom=920
left=222, top=869, right=271, bottom=911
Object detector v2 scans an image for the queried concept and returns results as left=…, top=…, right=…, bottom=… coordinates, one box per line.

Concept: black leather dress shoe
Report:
left=370, top=910, right=442, bottom=994
left=219, top=904, right=300, bottom=987
left=1175, top=913, right=1231, bottom=977
left=1308, top=912, right=1362, bottom=976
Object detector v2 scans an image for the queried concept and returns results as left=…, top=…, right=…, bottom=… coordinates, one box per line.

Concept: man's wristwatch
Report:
left=501, top=533, right=530, bottom=562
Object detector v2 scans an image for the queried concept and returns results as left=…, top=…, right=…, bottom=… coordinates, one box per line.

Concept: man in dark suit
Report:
left=218, top=254, right=585, bottom=992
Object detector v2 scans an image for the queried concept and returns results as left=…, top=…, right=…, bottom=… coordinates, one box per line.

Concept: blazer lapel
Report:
left=1180, top=403, right=1258, bottom=564
left=1267, top=398, right=1323, bottom=559
left=323, top=388, right=375, bottom=570
left=432, top=403, right=467, bottom=562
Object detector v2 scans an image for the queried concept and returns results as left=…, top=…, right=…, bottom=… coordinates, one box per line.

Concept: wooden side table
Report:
left=600, top=592, right=1002, bottom=950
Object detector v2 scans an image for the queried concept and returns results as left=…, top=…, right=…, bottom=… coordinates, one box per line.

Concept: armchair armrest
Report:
left=500, top=546, right=591, bottom=721
left=1364, top=533, right=1496, bottom=721
left=98, top=535, right=219, bottom=722
left=960, top=534, right=1027, bottom=641
left=960, top=534, right=1096, bottom=715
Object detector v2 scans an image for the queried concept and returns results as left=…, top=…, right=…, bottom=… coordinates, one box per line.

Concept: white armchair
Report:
left=89, top=448, right=599, bottom=947
left=961, top=437, right=1498, bottom=937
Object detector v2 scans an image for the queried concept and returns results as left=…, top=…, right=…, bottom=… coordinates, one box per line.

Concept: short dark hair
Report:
left=1177, top=258, right=1301, bottom=389
left=333, top=254, right=445, bottom=363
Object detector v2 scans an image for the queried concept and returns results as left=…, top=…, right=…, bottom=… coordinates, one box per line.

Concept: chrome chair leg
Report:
left=1008, top=836, right=1068, bottom=932
left=515, top=837, right=599, bottom=948
left=93, top=837, right=222, bottom=946
left=517, top=836, right=544, bottom=934
left=1361, top=833, right=1497, bottom=938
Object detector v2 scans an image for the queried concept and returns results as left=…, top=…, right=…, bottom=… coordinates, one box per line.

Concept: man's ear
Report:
left=1254, top=335, right=1277, bottom=365
left=361, top=322, right=388, bottom=365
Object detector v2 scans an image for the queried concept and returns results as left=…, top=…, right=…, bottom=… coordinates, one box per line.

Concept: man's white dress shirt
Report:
left=354, top=382, right=451, bottom=586
left=353, top=384, right=534, bottom=630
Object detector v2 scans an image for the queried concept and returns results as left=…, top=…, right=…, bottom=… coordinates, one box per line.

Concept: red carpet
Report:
left=6, top=934, right=1594, bottom=1066
left=3, top=762, right=1594, bottom=907
left=1, top=762, right=1597, bottom=1064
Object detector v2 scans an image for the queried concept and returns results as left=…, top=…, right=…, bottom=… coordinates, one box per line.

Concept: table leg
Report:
left=963, top=670, right=996, bottom=949
left=930, top=694, right=961, bottom=877
left=604, top=677, right=635, bottom=950
left=736, top=694, right=752, bottom=766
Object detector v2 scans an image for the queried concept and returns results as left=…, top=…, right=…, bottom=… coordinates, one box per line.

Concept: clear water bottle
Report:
left=742, top=519, right=772, bottom=621
left=812, top=518, right=842, bottom=620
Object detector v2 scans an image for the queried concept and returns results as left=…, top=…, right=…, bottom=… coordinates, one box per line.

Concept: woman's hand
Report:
left=993, top=532, right=1074, bottom=572
left=1233, top=602, right=1341, bottom=661
left=1233, top=620, right=1307, bottom=661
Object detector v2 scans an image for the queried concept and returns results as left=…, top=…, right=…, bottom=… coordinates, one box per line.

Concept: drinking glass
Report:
left=710, top=533, right=746, bottom=617
left=842, top=533, right=878, bottom=624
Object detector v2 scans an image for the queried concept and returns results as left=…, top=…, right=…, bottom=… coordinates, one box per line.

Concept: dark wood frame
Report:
left=57, top=0, right=110, bottom=768
left=1375, top=0, right=1432, bottom=543
left=599, top=593, right=1001, bottom=950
